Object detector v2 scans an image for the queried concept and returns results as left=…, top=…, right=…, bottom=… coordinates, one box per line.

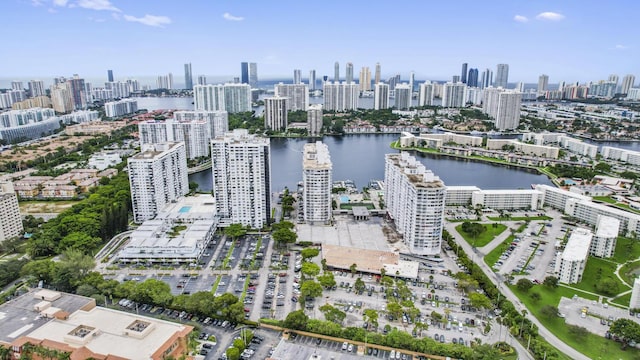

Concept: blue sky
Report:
left=1, top=0, right=638, bottom=83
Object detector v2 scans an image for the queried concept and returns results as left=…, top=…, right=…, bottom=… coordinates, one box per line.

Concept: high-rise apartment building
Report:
left=211, top=129, right=271, bottom=229
left=418, top=81, right=434, bottom=106
left=495, top=64, right=509, bottom=88
left=193, top=84, right=225, bottom=111
left=249, top=63, right=258, bottom=88
left=105, top=99, right=138, bottom=118
left=461, top=63, right=468, bottom=84
left=171, top=119, right=209, bottom=159
left=223, top=84, right=252, bottom=113
left=184, top=63, right=193, bottom=90
left=241, top=62, right=249, bottom=84
left=409, top=71, right=415, bottom=92
left=441, top=82, right=467, bottom=107
left=264, top=97, right=288, bottom=131
left=293, top=69, right=302, bottom=85
left=274, top=83, right=309, bottom=111
left=591, top=215, right=619, bottom=258
left=307, top=104, right=323, bottom=136
left=345, top=62, right=354, bottom=84
left=608, top=74, right=619, bottom=87
left=374, top=83, right=390, bottom=110
left=68, top=75, right=87, bottom=110
left=334, top=62, right=340, bottom=82
left=384, top=152, right=446, bottom=255
left=28, top=80, right=45, bottom=98
left=174, top=110, right=229, bottom=139
left=394, top=83, right=412, bottom=110
left=480, top=69, right=493, bottom=89
left=197, top=75, right=207, bottom=86
left=483, top=88, right=522, bottom=130
left=128, top=142, right=189, bottom=223
left=387, top=74, right=401, bottom=91
left=107, top=69, right=114, bottom=82
left=375, top=63, right=381, bottom=85
left=0, top=181, right=23, bottom=242
left=303, top=142, right=332, bottom=225
left=621, top=74, right=635, bottom=95
left=467, top=69, right=479, bottom=88
left=50, top=82, right=74, bottom=113
left=309, top=70, right=316, bottom=91
left=156, top=73, right=173, bottom=90
left=556, top=228, right=592, bottom=284
left=323, top=82, right=359, bottom=112
left=538, top=74, right=549, bottom=93
left=11, top=81, right=23, bottom=91
left=359, top=67, right=371, bottom=92
left=138, top=120, right=170, bottom=144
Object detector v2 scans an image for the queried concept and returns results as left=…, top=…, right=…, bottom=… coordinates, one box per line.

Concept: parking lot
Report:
left=559, top=296, right=640, bottom=337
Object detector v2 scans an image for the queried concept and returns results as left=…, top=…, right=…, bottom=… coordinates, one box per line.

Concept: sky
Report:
left=1, top=0, right=638, bottom=85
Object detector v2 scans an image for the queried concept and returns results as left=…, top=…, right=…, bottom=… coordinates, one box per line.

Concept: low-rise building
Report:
left=471, top=189, right=541, bottom=210
left=445, top=186, right=481, bottom=206
left=88, top=151, right=123, bottom=170
left=556, top=228, right=592, bottom=284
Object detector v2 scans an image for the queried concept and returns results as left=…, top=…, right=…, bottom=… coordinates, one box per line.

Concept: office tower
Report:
left=241, top=62, right=249, bottom=84
left=345, top=62, right=354, bottom=84
left=323, top=82, right=359, bottom=111
left=50, top=82, right=74, bottom=113
left=374, top=83, right=390, bottom=110
left=11, top=81, right=23, bottom=91
left=184, top=63, right=193, bottom=90
left=264, top=97, right=288, bottom=131
left=223, top=83, right=252, bottom=113
left=359, top=67, right=371, bottom=92
left=211, top=129, right=271, bottom=229
left=461, top=63, right=468, bottom=84
left=409, top=71, right=415, bottom=92
left=302, top=142, right=332, bottom=225
left=0, top=182, right=23, bottom=242
left=384, top=152, right=446, bottom=256
left=293, top=69, right=302, bottom=85
left=249, top=62, right=258, bottom=88
left=309, top=70, right=316, bottom=91
left=394, top=83, right=412, bottom=110
left=334, top=61, right=340, bottom=82
left=194, top=85, right=225, bottom=111
left=538, top=74, right=549, bottom=93
left=28, top=80, right=45, bottom=98
left=452, top=75, right=461, bottom=83
left=156, top=73, right=173, bottom=89
left=375, top=63, right=381, bottom=85
left=480, top=69, right=493, bottom=89
left=441, top=82, right=467, bottom=107
left=307, top=104, right=323, bottom=136
left=68, top=75, right=87, bottom=110
left=495, top=64, right=509, bottom=88
left=107, top=70, right=114, bottom=82
left=621, top=74, right=635, bottom=95
left=608, top=74, right=619, bottom=87
left=197, top=75, right=207, bottom=85
left=105, top=99, right=138, bottom=117
left=418, top=81, right=434, bottom=106
left=128, top=142, right=189, bottom=223
left=174, top=110, right=229, bottom=139
left=467, top=69, right=479, bottom=88
left=274, top=83, right=309, bottom=111
left=483, top=88, right=522, bottom=130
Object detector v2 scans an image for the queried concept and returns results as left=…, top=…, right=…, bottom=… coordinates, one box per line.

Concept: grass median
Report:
left=454, top=223, right=507, bottom=248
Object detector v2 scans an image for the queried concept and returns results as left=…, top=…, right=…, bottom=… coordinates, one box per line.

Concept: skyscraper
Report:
left=480, top=69, right=493, bottom=89
left=441, top=82, right=466, bottom=107
left=608, top=74, right=619, bottom=87
left=409, top=71, right=415, bottom=92
left=249, top=63, right=258, bottom=88
left=538, top=74, right=549, bottom=93
left=467, top=68, right=479, bottom=88
left=241, top=62, right=249, bottom=84
left=418, top=82, right=434, bottom=106
left=10, top=81, right=23, bottom=91
left=107, top=70, right=114, bottom=82
left=264, top=96, right=288, bottom=131
left=274, top=83, right=309, bottom=111
left=50, top=82, right=74, bottom=113
left=387, top=74, right=401, bottom=91
left=293, top=69, right=302, bottom=84
left=309, top=70, right=316, bottom=91
left=156, top=73, right=173, bottom=90
left=345, top=62, right=354, bottom=84
left=394, top=83, right=412, bottom=110
left=621, top=74, right=635, bottom=95
left=197, top=75, right=207, bottom=85
left=211, top=129, right=271, bottom=229
left=307, top=104, right=323, bottom=136
left=495, top=64, right=509, bottom=88
left=303, top=142, right=332, bottom=225
left=128, top=142, right=189, bottom=223
left=385, top=152, right=446, bottom=255
left=323, top=82, right=359, bottom=112
left=374, top=63, right=381, bottom=85
left=483, top=88, right=522, bottom=130
left=193, top=84, right=225, bottom=111
left=461, top=63, right=468, bottom=84
left=223, top=84, right=252, bottom=113
left=68, top=74, right=87, bottom=110
left=184, top=63, right=193, bottom=90
left=374, top=83, right=389, bottom=110
left=28, top=80, right=45, bottom=98
left=359, top=67, right=371, bottom=92
left=0, top=181, right=23, bottom=242
left=334, top=61, right=340, bottom=82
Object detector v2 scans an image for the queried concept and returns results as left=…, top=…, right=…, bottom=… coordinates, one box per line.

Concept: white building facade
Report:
left=302, top=142, right=332, bottom=225
left=555, top=228, right=592, bottom=284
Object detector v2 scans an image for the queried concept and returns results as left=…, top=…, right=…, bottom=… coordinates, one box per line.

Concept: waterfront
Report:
left=190, top=133, right=554, bottom=192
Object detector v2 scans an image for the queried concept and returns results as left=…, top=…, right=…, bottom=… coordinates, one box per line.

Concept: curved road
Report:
left=446, top=222, right=591, bottom=360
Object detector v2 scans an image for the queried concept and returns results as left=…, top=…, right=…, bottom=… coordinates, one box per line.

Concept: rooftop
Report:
left=322, top=244, right=419, bottom=278
left=303, top=142, right=332, bottom=169
left=562, top=228, right=592, bottom=261
left=156, top=194, right=217, bottom=221
left=130, top=142, right=183, bottom=160
left=595, top=215, right=620, bottom=238
left=386, top=153, right=445, bottom=189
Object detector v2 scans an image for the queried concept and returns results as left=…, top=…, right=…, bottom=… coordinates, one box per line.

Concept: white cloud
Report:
left=76, top=0, right=120, bottom=12
left=31, top=0, right=45, bottom=6
left=615, top=44, right=628, bottom=50
left=514, top=15, right=528, bottom=23
left=535, top=12, right=565, bottom=21
left=52, top=0, right=68, bottom=6
left=111, top=12, right=120, bottom=20
left=223, top=12, right=244, bottom=21
left=124, top=14, right=172, bottom=27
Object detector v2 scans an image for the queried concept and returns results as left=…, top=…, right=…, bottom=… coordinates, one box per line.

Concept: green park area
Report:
left=339, top=202, right=375, bottom=210
left=455, top=222, right=507, bottom=248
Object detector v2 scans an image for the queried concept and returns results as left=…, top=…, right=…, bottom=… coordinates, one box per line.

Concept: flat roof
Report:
left=446, top=186, right=482, bottom=191
left=156, top=194, right=217, bottom=221
left=322, top=244, right=419, bottom=278
left=352, top=206, right=369, bottom=217
left=562, top=228, right=592, bottom=261
left=303, top=142, right=332, bottom=169
left=596, top=216, right=620, bottom=238
left=475, top=189, right=541, bottom=195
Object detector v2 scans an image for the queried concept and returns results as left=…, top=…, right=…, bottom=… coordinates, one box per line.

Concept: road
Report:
left=446, top=222, right=591, bottom=360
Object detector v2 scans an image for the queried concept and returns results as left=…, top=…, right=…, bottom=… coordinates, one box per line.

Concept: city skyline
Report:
left=2, top=0, right=637, bottom=83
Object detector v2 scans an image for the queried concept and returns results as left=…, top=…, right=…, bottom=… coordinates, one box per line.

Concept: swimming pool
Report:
left=340, top=195, right=350, bottom=203
left=178, top=206, right=191, bottom=213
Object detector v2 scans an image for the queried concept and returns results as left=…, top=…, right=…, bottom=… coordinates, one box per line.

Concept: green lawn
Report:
left=455, top=223, right=507, bottom=248
left=511, top=284, right=639, bottom=360
left=484, top=234, right=515, bottom=268
left=620, top=260, right=640, bottom=286
left=487, top=216, right=552, bottom=221
left=611, top=293, right=632, bottom=307
left=612, top=237, right=640, bottom=264
left=339, top=202, right=375, bottom=210
left=591, top=197, right=640, bottom=214
left=572, top=257, right=630, bottom=296
left=592, top=196, right=616, bottom=204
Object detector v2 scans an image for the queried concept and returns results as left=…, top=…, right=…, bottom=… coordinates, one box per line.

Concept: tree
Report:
left=54, top=249, right=95, bottom=292
left=131, top=279, right=173, bottom=306
left=540, top=305, right=559, bottom=319
left=224, top=223, right=247, bottom=240
left=380, top=267, right=387, bottom=278
left=386, top=302, right=403, bottom=320
left=317, top=272, right=336, bottom=289
left=284, top=310, right=308, bottom=330
left=380, top=276, right=394, bottom=288
left=567, top=325, right=589, bottom=338
left=610, top=318, right=640, bottom=347
left=543, top=276, right=559, bottom=288
left=319, top=304, right=346, bottom=324
left=594, top=277, right=619, bottom=296
left=272, top=227, right=297, bottom=247
left=301, top=262, right=320, bottom=279
left=349, top=263, right=357, bottom=277
left=354, top=278, right=366, bottom=293
left=188, top=181, right=198, bottom=193
left=301, top=248, right=320, bottom=260
left=300, top=280, right=323, bottom=299
left=529, top=292, right=541, bottom=303
left=594, top=162, right=612, bottom=173
left=363, top=309, right=379, bottom=328
left=57, top=232, right=102, bottom=254
left=516, top=278, right=533, bottom=292
left=233, top=339, right=246, bottom=352
left=226, top=347, right=240, bottom=360
left=469, top=293, right=492, bottom=310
